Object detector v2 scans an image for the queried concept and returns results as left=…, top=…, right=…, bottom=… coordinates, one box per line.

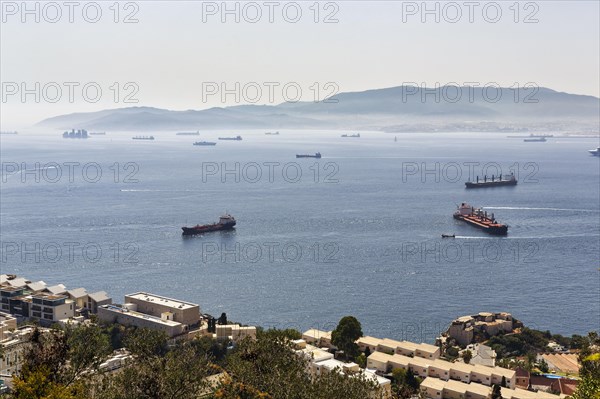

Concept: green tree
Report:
left=331, top=316, right=363, bottom=360
left=221, top=332, right=376, bottom=399
left=491, top=384, right=503, bottom=399
left=391, top=367, right=421, bottom=398
left=462, top=349, right=472, bottom=364
left=445, top=346, right=459, bottom=360
left=91, top=335, right=213, bottom=399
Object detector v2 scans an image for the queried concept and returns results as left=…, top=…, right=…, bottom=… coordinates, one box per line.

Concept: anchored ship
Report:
left=588, top=147, right=600, bottom=156
left=182, top=214, right=236, bottom=235
left=177, top=131, right=200, bottom=135
left=193, top=141, right=216, bottom=146
left=265, top=131, right=280, bottom=135
left=132, top=136, right=154, bottom=140
left=341, top=133, right=360, bottom=138
left=453, top=203, right=508, bottom=236
left=524, top=137, right=546, bottom=142
left=218, top=136, right=242, bottom=141
left=296, top=152, right=322, bottom=159
left=465, top=173, right=517, bottom=188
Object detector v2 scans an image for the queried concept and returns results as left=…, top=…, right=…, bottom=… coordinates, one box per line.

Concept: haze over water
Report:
left=1, top=130, right=599, bottom=342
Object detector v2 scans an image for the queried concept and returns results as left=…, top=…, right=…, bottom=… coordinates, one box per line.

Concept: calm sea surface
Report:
left=1, top=130, right=599, bottom=342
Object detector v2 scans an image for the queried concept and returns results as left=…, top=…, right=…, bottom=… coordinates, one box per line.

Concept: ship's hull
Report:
left=465, top=180, right=517, bottom=188
left=181, top=222, right=236, bottom=235
left=453, top=214, right=508, bottom=235
left=193, top=142, right=216, bottom=146
left=296, top=155, right=321, bottom=158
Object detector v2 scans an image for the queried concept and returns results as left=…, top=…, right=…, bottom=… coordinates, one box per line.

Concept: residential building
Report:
left=420, top=377, right=559, bottom=399
left=29, top=293, right=75, bottom=324
left=302, top=329, right=332, bottom=348
left=367, top=351, right=517, bottom=389
left=87, top=291, right=112, bottom=314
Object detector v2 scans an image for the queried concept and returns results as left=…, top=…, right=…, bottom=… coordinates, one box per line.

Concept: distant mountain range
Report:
left=37, top=85, right=600, bottom=131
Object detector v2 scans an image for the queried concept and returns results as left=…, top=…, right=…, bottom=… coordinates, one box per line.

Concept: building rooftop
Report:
left=45, top=284, right=67, bottom=295
left=7, top=277, right=28, bottom=287
left=26, top=281, right=47, bottom=292
left=357, top=335, right=383, bottom=347
left=127, top=292, right=198, bottom=310
left=67, top=288, right=88, bottom=299
left=302, top=329, right=332, bottom=340
left=89, top=291, right=110, bottom=302
left=99, top=304, right=181, bottom=327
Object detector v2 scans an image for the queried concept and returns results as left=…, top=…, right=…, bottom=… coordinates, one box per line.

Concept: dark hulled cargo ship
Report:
left=182, top=214, right=236, bottom=235
left=296, top=152, right=321, bottom=159
left=453, top=203, right=508, bottom=235
left=465, top=173, right=517, bottom=188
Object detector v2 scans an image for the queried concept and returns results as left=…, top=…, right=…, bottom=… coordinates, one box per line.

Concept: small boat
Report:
left=132, top=136, right=154, bottom=140
left=524, top=137, right=546, bottom=142
left=193, top=141, right=216, bottom=146
left=218, top=135, right=242, bottom=141
left=296, top=152, right=322, bottom=159
left=441, top=234, right=455, bottom=238
left=588, top=147, right=600, bottom=156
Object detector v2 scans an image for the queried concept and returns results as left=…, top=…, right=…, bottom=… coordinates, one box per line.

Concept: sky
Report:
left=1, top=0, right=599, bottom=128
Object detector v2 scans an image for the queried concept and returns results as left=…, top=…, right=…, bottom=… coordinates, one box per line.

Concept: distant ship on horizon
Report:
left=524, top=137, right=547, bottom=142
left=177, top=131, right=200, bottom=135
left=218, top=135, right=242, bottom=141
left=0, top=131, right=18, bottom=135
left=132, top=136, right=154, bottom=140
left=296, top=152, right=321, bottom=159
left=193, top=141, right=216, bottom=146
left=341, top=133, right=360, bottom=138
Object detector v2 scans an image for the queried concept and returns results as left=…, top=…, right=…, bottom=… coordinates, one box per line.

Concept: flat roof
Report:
left=357, top=335, right=383, bottom=346
left=367, top=351, right=393, bottom=363
left=126, top=292, right=198, bottom=310
left=302, top=329, right=331, bottom=340
left=421, top=377, right=446, bottom=390
left=100, top=304, right=181, bottom=327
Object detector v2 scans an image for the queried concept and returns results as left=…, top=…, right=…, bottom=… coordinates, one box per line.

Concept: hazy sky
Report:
left=1, top=1, right=599, bottom=127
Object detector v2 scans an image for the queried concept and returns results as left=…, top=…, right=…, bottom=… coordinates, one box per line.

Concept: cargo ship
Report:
left=132, top=136, right=154, bottom=140
left=524, top=137, right=546, bottom=142
left=453, top=203, right=508, bottom=235
left=341, top=133, right=360, bottom=138
left=265, top=131, right=280, bottom=135
left=296, top=152, right=321, bottom=159
left=193, top=141, right=216, bottom=146
left=588, top=147, right=600, bottom=156
left=182, top=214, right=236, bottom=235
left=218, top=136, right=242, bottom=141
left=465, top=173, right=517, bottom=188
left=177, top=131, right=200, bottom=135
